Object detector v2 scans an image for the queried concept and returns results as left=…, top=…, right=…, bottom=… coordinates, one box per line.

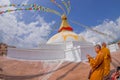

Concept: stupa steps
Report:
left=111, top=51, right=120, bottom=68
left=0, top=50, right=120, bottom=80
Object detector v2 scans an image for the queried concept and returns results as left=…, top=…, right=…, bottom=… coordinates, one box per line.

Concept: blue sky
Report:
left=10, top=0, right=120, bottom=32
left=0, top=0, right=120, bottom=47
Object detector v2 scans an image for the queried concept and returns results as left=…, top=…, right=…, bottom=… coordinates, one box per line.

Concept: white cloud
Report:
left=0, top=0, right=10, bottom=5
left=0, top=0, right=16, bottom=13
left=0, top=0, right=55, bottom=48
left=79, top=17, right=120, bottom=44
left=22, top=0, right=29, bottom=4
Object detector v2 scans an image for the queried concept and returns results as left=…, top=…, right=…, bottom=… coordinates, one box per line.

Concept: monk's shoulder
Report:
left=98, top=51, right=104, bottom=56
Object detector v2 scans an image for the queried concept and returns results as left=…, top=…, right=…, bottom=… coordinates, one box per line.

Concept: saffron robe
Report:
left=102, top=47, right=111, bottom=76
left=89, top=51, right=104, bottom=80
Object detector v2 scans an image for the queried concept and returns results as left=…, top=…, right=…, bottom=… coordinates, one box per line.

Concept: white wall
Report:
left=7, top=44, right=65, bottom=60
left=108, top=43, right=119, bottom=52
left=65, top=41, right=96, bottom=62
left=7, top=41, right=95, bottom=62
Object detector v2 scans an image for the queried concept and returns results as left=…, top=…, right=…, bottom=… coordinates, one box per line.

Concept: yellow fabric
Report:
left=89, top=51, right=104, bottom=80
left=101, top=47, right=111, bottom=76
left=62, top=34, right=79, bottom=41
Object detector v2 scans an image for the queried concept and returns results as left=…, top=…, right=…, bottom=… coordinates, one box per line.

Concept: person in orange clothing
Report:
left=87, top=44, right=105, bottom=80
left=101, top=42, right=112, bottom=78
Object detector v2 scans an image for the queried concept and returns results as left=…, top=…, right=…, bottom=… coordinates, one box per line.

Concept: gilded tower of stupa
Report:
left=47, top=14, right=85, bottom=44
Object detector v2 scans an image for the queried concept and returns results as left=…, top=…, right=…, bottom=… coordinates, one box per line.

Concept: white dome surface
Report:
left=47, top=31, right=85, bottom=44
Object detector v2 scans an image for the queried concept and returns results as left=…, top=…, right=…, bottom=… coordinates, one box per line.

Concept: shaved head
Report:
left=95, top=44, right=101, bottom=49
left=102, top=42, right=107, bottom=47
left=94, top=44, right=101, bottom=53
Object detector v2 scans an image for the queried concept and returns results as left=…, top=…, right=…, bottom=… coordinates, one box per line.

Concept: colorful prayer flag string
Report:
left=70, top=20, right=115, bottom=39
left=0, top=4, right=37, bottom=8
left=0, top=5, right=61, bottom=16
left=61, top=0, right=70, bottom=15
left=51, top=0, right=66, bottom=15
left=67, top=0, right=71, bottom=14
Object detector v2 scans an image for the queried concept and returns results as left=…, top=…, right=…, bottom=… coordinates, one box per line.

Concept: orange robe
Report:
left=101, top=47, right=111, bottom=76
left=88, top=51, right=104, bottom=80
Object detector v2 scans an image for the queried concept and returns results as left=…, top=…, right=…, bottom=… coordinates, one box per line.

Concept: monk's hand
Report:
left=86, top=54, right=91, bottom=59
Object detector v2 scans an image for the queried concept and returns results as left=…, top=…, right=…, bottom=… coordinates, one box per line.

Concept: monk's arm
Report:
left=107, top=49, right=112, bottom=62
left=88, top=53, right=104, bottom=68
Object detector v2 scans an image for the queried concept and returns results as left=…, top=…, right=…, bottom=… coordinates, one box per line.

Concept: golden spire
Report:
left=58, top=14, right=73, bottom=32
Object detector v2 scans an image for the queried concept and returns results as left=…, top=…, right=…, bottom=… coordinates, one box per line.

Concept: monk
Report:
left=87, top=44, right=104, bottom=80
left=101, top=42, right=111, bottom=77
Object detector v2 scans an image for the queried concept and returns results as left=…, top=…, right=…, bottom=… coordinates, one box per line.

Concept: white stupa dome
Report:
left=47, top=14, right=85, bottom=44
